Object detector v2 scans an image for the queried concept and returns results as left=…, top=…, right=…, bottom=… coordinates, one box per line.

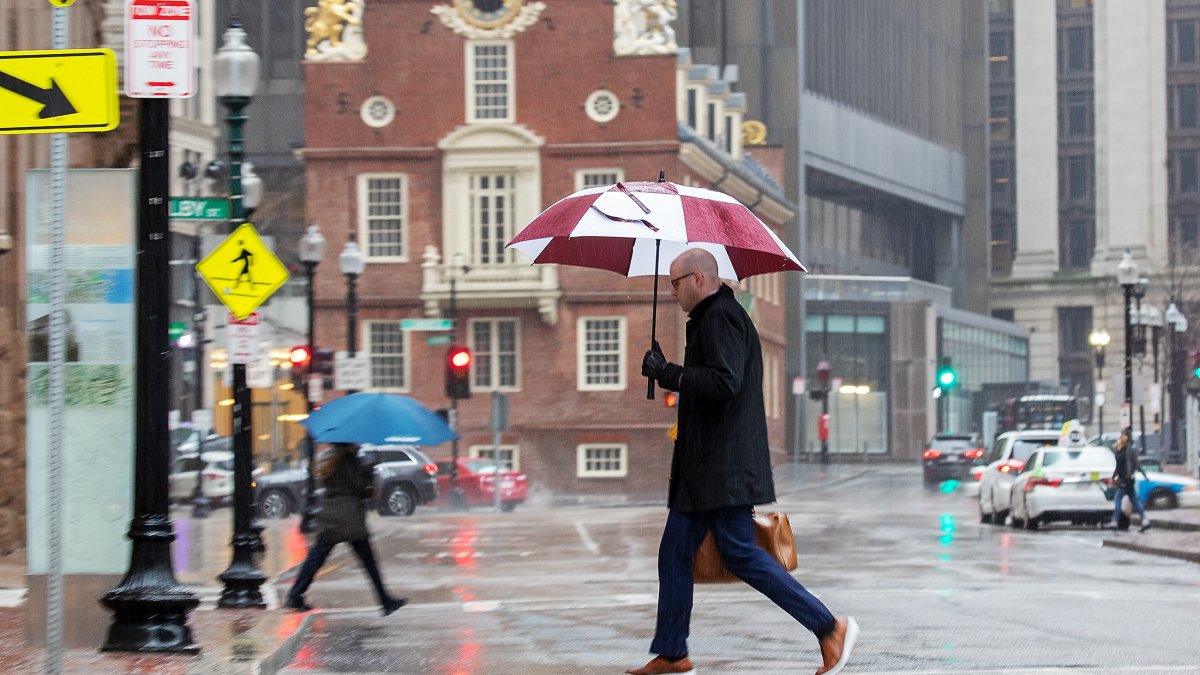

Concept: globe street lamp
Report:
left=1089, top=329, right=1110, bottom=436
left=339, top=238, right=365, bottom=393
left=298, top=224, right=326, bottom=533
left=214, top=17, right=267, bottom=609
left=1165, top=302, right=1189, bottom=462
left=1117, top=251, right=1138, bottom=433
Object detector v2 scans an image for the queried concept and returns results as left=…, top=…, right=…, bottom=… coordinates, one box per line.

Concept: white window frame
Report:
left=466, top=40, right=515, bottom=124
left=468, top=171, right=520, bottom=266
left=357, top=173, right=409, bottom=262
left=574, top=168, right=624, bottom=190
left=577, top=316, right=627, bottom=391
left=468, top=444, right=520, bottom=471
left=469, top=317, right=521, bottom=392
left=364, top=320, right=410, bottom=392
left=577, top=444, right=628, bottom=478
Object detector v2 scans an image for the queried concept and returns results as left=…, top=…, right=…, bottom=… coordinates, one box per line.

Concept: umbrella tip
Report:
left=657, top=170, right=665, bottom=183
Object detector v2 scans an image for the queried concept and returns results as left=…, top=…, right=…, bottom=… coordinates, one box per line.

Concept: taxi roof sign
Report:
left=196, top=223, right=289, bottom=320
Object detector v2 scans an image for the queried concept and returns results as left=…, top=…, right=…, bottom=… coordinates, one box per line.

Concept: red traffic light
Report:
left=449, top=347, right=472, bottom=368
left=664, top=391, right=678, bottom=408
left=290, top=345, right=312, bottom=367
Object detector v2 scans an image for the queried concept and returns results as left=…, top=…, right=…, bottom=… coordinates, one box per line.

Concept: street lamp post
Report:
left=298, top=224, right=325, bottom=533
left=339, top=238, right=365, bottom=392
left=214, top=18, right=267, bottom=609
left=1133, top=278, right=1149, bottom=452
left=448, top=253, right=469, bottom=509
left=1166, top=302, right=1189, bottom=462
left=1145, top=304, right=1164, bottom=428
left=1089, top=329, right=1110, bottom=437
left=1118, top=252, right=1138, bottom=435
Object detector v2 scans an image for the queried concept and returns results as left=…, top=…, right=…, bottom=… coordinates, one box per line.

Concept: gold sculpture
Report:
left=742, top=119, right=767, bottom=145
left=305, top=0, right=361, bottom=56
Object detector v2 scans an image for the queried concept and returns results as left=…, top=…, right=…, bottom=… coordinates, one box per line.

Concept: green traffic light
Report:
left=937, top=369, right=957, bottom=387
left=1194, top=366, right=1200, bottom=379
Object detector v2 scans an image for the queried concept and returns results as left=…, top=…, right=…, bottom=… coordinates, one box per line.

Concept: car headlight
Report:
left=1182, top=484, right=1199, bottom=492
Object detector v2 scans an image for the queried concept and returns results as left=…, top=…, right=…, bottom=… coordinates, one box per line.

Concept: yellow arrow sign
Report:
left=196, top=223, right=290, bottom=320
left=0, top=49, right=118, bottom=134
left=47, top=0, right=77, bottom=7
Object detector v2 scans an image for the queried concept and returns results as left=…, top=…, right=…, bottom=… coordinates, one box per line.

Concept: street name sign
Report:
left=196, top=223, right=289, bottom=320
left=169, top=197, right=229, bottom=221
left=0, top=49, right=118, bottom=134
left=125, top=0, right=195, bottom=98
left=401, top=318, right=452, bottom=331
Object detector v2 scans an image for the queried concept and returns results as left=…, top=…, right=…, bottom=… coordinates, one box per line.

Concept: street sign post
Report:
left=0, top=49, right=118, bottom=134
left=401, top=318, right=453, bottom=331
left=125, top=0, right=196, bottom=99
left=169, top=197, right=229, bottom=221
left=196, top=223, right=289, bottom=320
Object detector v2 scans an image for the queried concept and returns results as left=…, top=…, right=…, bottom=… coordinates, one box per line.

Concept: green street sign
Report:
left=169, top=197, right=230, bottom=221
left=168, top=321, right=187, bottom=341
left=401, top=318, right=452, bottom=331
left=426, top=334, right=452, bottom=346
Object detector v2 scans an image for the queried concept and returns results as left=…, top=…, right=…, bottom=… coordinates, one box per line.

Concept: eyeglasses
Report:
left=670, top=272, right=695, bottom=290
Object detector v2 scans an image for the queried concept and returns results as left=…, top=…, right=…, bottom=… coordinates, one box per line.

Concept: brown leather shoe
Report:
left=625, top=655, right=696, bottom=674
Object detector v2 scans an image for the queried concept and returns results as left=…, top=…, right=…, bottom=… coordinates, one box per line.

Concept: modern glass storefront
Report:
left=805, top=312, right=889, bottom=456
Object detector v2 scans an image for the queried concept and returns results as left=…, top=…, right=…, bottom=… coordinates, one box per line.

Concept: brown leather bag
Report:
left=693, top=512, right=798, bottom=584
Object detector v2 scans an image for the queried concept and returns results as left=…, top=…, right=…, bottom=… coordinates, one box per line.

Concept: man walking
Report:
left=630, top=248, right=858, bottom=675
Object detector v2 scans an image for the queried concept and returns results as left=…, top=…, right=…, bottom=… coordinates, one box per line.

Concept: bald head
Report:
left=668, top=248, right=722, bottom=312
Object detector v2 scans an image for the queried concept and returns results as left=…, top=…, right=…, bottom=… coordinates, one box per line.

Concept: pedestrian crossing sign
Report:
left=196, top=222, right=289, bottom=320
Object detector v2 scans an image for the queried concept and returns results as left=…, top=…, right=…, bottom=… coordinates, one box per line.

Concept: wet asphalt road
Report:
left=273, top=465, right=1200, bottom=674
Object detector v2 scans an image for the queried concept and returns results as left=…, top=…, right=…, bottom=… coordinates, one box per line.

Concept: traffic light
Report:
left=289, top=345, right=311, bottom=389
left=936, top=357, right=958, bottom=390
left=314, top=348, right=335, bottom=388
left=664, top=391, right=678, bottom=408
left=445, top=345, right=472, bottom=399
left=1193, top=348, right=1200, bottom=379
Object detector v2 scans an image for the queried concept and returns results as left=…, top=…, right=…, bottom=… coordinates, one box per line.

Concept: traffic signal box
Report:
left=314, top=348, right=334, bottom=388
left=289, top=345, right=311, bottom=389
left=936, top=357, right=958, bottom=390
left=445, top=345, right=472, bottom=399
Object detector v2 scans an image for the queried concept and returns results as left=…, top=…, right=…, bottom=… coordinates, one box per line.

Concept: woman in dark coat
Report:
left=284, top=443, right=406, bottom=615
left=1109, top=428, right=1151, bottom=532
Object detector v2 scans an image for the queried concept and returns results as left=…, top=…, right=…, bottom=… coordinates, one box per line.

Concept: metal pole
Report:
left=1124, top=283, right=1134, bottom=433
left=300, top=260, right=318, bottom=532
left=1136, top=294, right=1147, bottom=454
left=346, top=270, right=358, bottom=393
left=492, top=392, right=503, bottom=513
left=1096, top=348, right=1105, bottom=437
left=216, top=94, right=266, bottom=608
left=1170, top=329, right=1185, bottom=462
left=100, top=99, right=200, bottom=651
left=190, top=229, right=209, bottom=518
left=448, top=274, right=466, bottom=509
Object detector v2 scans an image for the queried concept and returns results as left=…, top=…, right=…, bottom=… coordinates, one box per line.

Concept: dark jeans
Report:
left=287, top=535, right=391, bottom=606
left=650, top=506, right=835, bottom=658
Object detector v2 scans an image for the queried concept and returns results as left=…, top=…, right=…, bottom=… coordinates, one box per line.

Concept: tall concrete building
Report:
left=988, top=0, right=1197, bottom=456
left=679, top=1, right=1025, bottom=457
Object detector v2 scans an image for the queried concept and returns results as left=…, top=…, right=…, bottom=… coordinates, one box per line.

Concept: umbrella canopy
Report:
left=506, top=180, right=806, bottom=280
left=301, top=392, right=457, bottom=446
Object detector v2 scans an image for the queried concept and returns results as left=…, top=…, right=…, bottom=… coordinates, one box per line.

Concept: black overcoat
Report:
left=667, top=284, right=775, bottom=512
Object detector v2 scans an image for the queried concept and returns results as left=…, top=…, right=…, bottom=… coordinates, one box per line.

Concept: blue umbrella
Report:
left=301, top=392, right=457, bottom=446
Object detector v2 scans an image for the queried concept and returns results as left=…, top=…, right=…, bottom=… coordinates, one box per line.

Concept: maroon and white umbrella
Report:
left=506, top=180, right=806, bottom=279
left=506, top=177, right=806, bottom=399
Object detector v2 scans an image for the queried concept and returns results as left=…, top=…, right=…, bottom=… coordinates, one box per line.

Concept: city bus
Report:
left=995, top=394, right=1078, bottom=434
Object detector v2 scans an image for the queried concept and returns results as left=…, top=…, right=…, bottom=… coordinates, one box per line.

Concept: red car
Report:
left=432, top=457, right=528, bottom=511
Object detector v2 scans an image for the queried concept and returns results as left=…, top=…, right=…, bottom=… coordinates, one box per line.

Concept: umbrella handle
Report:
left=647, top=238, right=660, bottom=400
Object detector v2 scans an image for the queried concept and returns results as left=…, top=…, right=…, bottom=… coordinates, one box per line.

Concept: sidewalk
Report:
left=1102, top=499, right=1200, bottom=563
left=0, top=507, right=310, bottom=674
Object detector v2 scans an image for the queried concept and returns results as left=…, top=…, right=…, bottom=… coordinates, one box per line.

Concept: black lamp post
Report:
left=298, top=224, right=325, bottom=532
left=1133, top=277, right=1149, bottom=452
left=1146, top=304, right=1164, bottom=428
left=1118, top=251, right=1138, bottom=436
left=214, top=18, right=267, bottom=609
left=100, top=82, right=200, bottom=655
left=1166, top=302, right=1188, bottom=463
left=1088, top=328, right=1110, bottom=437
left=339, top=237, right=365, bottom=393
left=448, top=253, right=469, bottom=509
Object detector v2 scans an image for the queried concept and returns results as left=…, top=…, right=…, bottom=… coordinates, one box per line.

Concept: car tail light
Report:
left=424, top=464, right=438, bottom=476
left=922, top=449, right=941, bottom=459
left=998, top=459, right=1025, bottom=474
left=964, top=449, right=984, bottom=459
left=1025, top=476, right=1063, bottom=491
left=203, top=472, right=224, bottom=481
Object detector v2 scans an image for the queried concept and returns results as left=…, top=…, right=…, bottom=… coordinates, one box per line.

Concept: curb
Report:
left=256, top=610, right=319, bottom=675
left=1102, top=539, right=1200, bottom=564
left=1150, top=519, right=1200, bottom=532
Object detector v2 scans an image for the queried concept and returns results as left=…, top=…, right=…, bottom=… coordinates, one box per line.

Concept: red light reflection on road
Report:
left=998, top=533, right=1012, bottom=575
left=451, top=524, right=479, bottom=568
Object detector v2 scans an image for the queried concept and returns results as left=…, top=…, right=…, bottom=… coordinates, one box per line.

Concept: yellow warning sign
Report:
left=196, top=223, right=289, bottom=320
left=0, top=49, right=118, bottom=134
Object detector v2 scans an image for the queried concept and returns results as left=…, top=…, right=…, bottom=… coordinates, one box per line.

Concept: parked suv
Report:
left=921, top=433, right=985, bottom=488
left=362, top=445, right=439, bottom=517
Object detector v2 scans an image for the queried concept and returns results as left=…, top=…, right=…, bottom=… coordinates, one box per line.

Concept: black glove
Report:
left=642, top=341, right=683, bottom=391
left=641, top=341, right=667, bottom=379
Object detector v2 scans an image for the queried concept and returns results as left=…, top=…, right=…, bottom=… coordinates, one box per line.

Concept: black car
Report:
left=254, top=445, right=439, bottom=519
left=921, top=433, right=985, bottom=487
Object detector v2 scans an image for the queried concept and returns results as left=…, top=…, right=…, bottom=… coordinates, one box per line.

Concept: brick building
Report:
left=301, top=0, right=791, bottom=502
